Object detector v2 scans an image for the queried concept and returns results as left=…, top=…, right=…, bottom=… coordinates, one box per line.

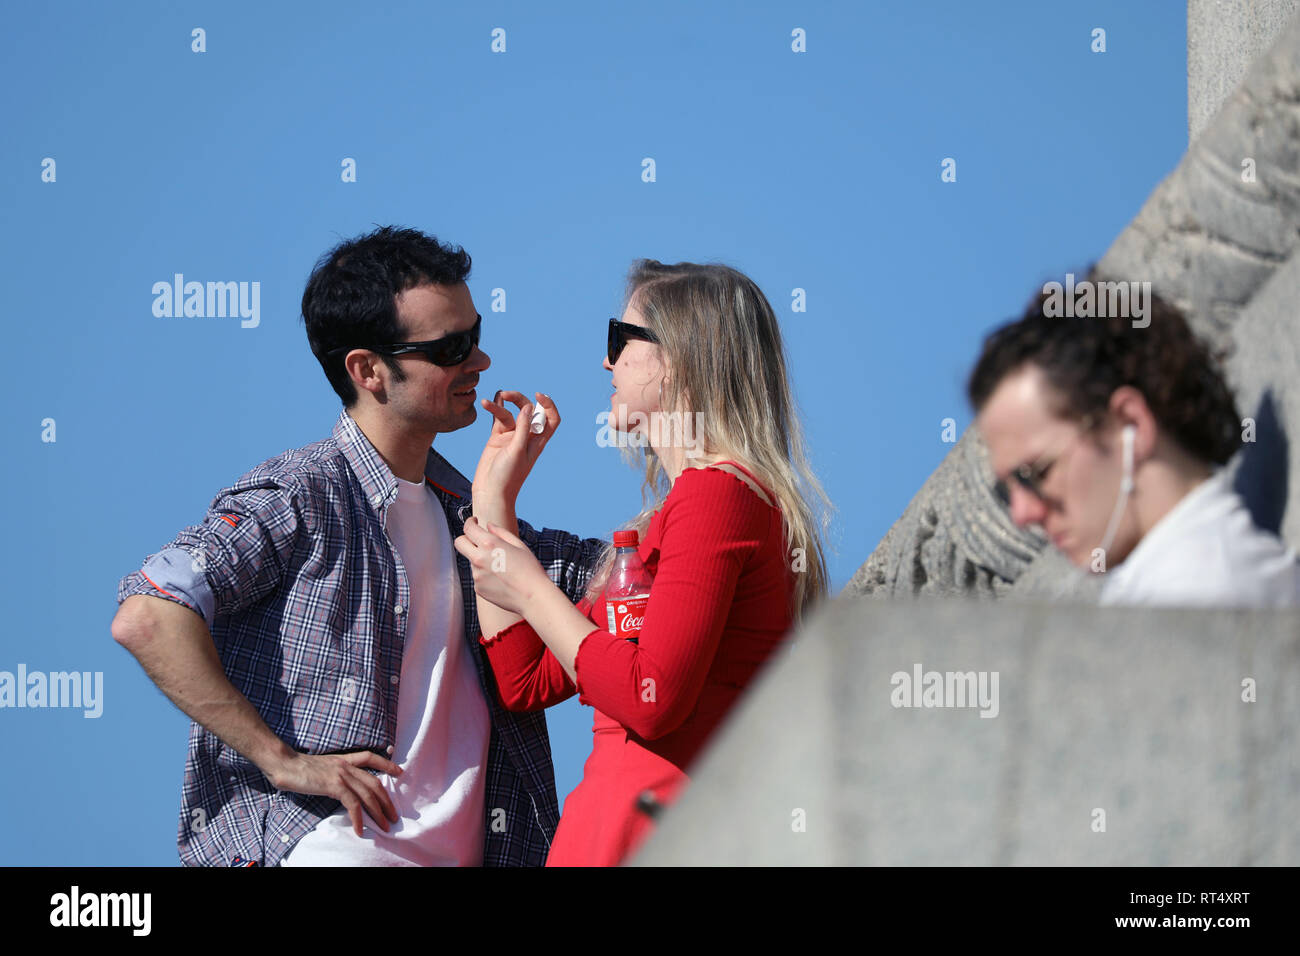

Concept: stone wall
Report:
left=632, top=600, right=1300, bottom=865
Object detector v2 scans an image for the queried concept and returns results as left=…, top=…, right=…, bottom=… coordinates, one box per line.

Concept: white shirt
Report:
left=1099, top=467, right=1300, bottom=608
left=281, top=475, right=491, bottom=865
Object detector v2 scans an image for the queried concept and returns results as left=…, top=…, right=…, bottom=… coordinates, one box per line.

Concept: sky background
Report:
left=0, top=0, right=1188, bottom=864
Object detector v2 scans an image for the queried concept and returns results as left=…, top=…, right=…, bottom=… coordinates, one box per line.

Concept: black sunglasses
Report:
left=993, top=414, right=1100, bottom=507
left=607, top=317, right=659, bottom=365
left=328, top=315, right=482, bottom=367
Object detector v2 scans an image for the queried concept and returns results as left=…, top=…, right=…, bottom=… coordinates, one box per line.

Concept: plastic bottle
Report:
left=604, top=530, right=653, bottom=643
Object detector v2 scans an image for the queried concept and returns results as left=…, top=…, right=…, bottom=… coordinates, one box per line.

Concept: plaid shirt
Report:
left=115, top=408, right=605, bottom=866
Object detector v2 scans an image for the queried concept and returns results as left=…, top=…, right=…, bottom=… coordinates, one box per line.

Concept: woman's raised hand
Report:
left=472, top=389, right=560, bottom=510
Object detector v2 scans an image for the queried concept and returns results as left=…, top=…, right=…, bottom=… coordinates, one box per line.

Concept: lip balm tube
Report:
left=530, top=405, right=547, bottom=434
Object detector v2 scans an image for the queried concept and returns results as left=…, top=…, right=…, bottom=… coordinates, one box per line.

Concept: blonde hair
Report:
left=585, top=259, right=832, bottom=626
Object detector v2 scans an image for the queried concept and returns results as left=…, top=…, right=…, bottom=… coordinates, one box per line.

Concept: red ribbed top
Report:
left=478, top=462, right=797, bottom=866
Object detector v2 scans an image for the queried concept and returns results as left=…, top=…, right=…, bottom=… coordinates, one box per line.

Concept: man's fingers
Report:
left=361, top=770, right=399, bottom=825
left=338, top=789, right=365, bottom=837
left=348, top=749, right=403, bottom=778
left=342, top=768, right=390, bottom=833
left=349, top=766, right=398, bottom=827
left=327, top=754, right=401, bottom=835
left=367, top=771, right=400, bottom=823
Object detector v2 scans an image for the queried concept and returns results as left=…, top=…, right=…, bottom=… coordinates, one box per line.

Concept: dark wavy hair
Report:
left=301, top=226, right=472, bottom=407
left=968, top=274, right=1241, bottom=466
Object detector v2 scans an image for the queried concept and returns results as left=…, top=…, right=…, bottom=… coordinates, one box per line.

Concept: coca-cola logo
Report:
left=619, top=614, right=644, bottom=632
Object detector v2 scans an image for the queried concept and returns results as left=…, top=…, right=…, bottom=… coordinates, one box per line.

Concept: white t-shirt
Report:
left=1099, top=468, right=1300, bottom=608
left=281, top=475, right=491, bottom=866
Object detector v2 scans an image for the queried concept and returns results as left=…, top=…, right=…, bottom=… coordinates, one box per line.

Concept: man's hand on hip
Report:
left=267, top=750, right=404, bottom=837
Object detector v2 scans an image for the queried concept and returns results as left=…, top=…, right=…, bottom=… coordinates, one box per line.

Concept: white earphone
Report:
left=1097, top=424, right=1136, bottom=558
left=1119, top=424, right=1135, bottom=493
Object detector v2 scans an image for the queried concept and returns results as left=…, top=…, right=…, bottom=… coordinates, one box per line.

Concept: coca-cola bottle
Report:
left=604, top=530, right=652, bottom=644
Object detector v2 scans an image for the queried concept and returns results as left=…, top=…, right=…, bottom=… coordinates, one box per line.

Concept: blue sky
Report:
left=0, top=1, right=1187, bottom=864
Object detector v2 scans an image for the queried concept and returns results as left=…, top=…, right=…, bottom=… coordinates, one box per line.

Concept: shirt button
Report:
left=229, top=776, right=236, bottom=782
left=280, top=834, right=290, bottom=844
left=386, top=745, right=395, bottom=755
left=390, top=674, right=399, bottom=685
left=394, top=604, right=404, bottom=615
left=371, top=493, right=383, bottom=506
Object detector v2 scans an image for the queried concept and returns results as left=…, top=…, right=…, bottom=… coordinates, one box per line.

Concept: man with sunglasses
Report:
left=967, top=280, right=1300, bottom=607
left=112, top=226, right=605, bottom=866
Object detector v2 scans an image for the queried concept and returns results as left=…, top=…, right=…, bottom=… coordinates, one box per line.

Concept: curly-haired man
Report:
left=968, top=276, right=1300, bottom=606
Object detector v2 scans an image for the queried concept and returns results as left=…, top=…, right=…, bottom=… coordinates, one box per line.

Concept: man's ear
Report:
left=1107, top=385, right=1157, bottom=461
left=346, top=349, right=386, bottom=401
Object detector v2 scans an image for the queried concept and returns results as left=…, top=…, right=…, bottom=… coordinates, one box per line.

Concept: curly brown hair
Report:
left=968, top=274, right=1241, bottom=466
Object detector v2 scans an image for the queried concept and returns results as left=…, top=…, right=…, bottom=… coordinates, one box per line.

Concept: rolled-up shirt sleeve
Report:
left=116, top=479, right=306, bottom=623
left=514, top=518, right=607, bottom=605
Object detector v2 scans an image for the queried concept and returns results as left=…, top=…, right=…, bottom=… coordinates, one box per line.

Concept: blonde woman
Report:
left=454, top=259, right=830, bottom=866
